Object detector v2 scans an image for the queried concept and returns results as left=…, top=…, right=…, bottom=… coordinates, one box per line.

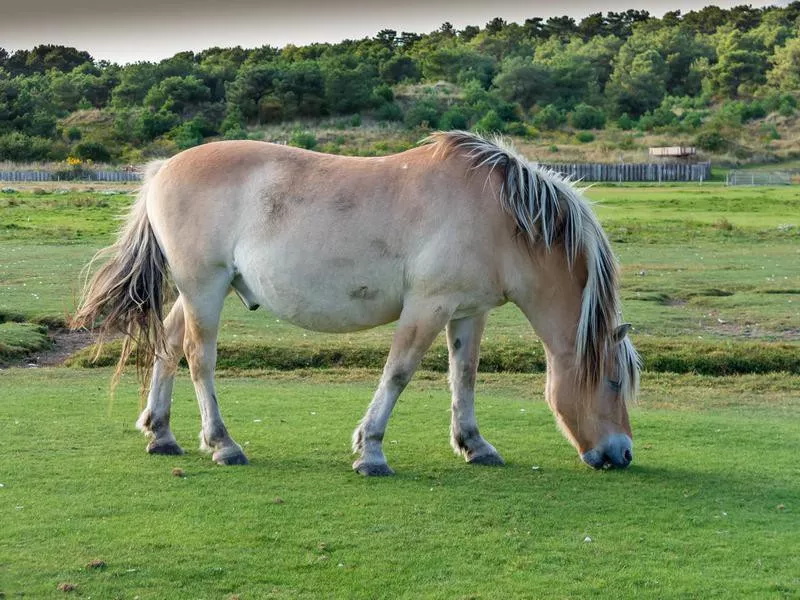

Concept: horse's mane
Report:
left=428, top=130, right=639, bottom=402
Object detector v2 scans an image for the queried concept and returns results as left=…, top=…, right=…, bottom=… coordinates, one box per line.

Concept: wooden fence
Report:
left=0, top=162, right=712, bottom=184
left=0, top=170, right=141, bottom=182
left=541, top=162, right=711, bottom=182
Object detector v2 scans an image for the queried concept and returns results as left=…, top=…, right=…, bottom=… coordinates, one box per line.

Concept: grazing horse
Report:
left=72, top=131, right=640, bottom=474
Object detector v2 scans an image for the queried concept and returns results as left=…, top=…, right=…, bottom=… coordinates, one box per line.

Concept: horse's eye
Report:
left=607, top=379, right=621, bottom=392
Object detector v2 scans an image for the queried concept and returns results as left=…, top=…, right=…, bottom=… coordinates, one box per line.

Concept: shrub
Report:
left=532, top=104, right=565, bottom=131
left=617, top=113, right=635, bottom=130
left=681, top=111, right=704, bottom=130
left=439, top=107, right=469, bottom=130
left=289, top=130, right=317, bottom=150
left=404, top=100, right=441, bottom=129
left=569, top=103, right=606, bottom=130
left=66, top=127, right=82, bottom=141
left=575, top=131, right=595, bottom=143
left=375, top=101, right=403, bottom=122
left=169, top=121, right=204, bottom=150
left=0, top=132, right=56, bottom=161
left=503, top=122, right=529, bottom=136
left=474, top=110, right=505, bottom=133
left=74, top=141, right=111, bottom=162
left=694, top=129, right=729, bottom=152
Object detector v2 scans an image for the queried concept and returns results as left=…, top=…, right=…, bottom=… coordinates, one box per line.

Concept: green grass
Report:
left=0, top=322, right=51, bottom=363
left=1, top=368, right=798, bottom=598
left=2, top=185, right=798, bottom=368
left=1, top=183, right=798, bottom=597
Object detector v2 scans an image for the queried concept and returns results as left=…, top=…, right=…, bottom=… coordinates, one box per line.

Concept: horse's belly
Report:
left=239, top=249, right=404, bottom=333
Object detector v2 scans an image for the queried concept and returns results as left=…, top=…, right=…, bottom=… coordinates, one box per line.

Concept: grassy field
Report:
left=1, top=181, right=798, bottom=596
left=1, top=368, right=798, bottom=598
left=2, top=184, right=798, bottom=370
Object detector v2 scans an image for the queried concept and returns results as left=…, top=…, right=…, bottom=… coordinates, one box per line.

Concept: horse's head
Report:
left=545, top=323, right=639, bottom=469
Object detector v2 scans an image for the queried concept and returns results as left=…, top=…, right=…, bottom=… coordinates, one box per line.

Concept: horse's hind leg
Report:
left=181, top=274, right=248, bottom=466
left=352, top=298, right=454, bottom=476
left=447, top=314, right=504, bottom=466
left=136, top=296, right=186, bottom=455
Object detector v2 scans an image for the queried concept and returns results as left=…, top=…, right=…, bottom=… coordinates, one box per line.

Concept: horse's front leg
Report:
left=352, top=299, right=453, bottom=476
left=447, top=314, right=504, bottom=465
left=136, top=297, right=185, bottom=455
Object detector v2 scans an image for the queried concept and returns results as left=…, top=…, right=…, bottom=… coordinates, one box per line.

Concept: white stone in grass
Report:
left=584, top=536, right=592, bottom=543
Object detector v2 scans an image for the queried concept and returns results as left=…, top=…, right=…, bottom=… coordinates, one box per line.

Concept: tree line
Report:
left=2, top=4, right=800, bottom=162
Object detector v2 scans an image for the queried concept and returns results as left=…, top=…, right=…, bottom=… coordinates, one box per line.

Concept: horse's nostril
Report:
left=623, top=449, right=632, bottom=463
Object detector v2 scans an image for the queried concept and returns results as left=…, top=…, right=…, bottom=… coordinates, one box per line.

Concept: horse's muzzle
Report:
left=581, top=433, right=633, bottom=469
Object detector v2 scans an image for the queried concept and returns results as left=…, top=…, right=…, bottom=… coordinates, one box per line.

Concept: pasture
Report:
left=1, top=182, right=799, bottom=597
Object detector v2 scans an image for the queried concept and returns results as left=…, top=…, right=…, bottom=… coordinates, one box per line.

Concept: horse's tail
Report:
left=71, top=160, right=170, bottom=393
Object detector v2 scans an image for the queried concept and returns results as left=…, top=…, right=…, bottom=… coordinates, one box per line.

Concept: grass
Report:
left=1, top=181, right=798, bottom=597
left=2, top=184, right=798, bottom=368
left=0, top=321, right=51, bottom=362
left=1, top=368, right=798, bottom=598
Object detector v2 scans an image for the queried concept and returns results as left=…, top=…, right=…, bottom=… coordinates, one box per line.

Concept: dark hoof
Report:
left=468, top=452, right=505, bottom=466
left=213, top=448, right=249, bottom=465
left=353, top=461, right=395, bottom=476
left=147, top=440, right=184, bottom=455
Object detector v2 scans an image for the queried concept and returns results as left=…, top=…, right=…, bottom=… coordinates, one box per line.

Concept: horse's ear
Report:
left=614, top=323, right=632, bottom=343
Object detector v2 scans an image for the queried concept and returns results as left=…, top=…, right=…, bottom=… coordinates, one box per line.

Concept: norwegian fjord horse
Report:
left=72, top=131, right=639, bottom=474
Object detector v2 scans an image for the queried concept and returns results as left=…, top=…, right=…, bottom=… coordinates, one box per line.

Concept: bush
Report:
left=474, top=110, right=505, bottom=133
left=638, top=107, right=677, bottom=131
left=681, top=111, right=705, bottom=130
left=575, top=131, right=595, bottom=143
left=0, top=132, right=57, bottom=161
left=404, top=100, right=441, bottom=129
left=694, top=129, right=729, bottom=152
left=569, top=103, right=606, bottom=130
left=169, top=121, right=204, bottom=150
left=374, top=102, right=403, bottom=122
left=74, top=141, right=111, bottom=162
left=504, top=122, right=535, bottom=137
left=289, top=130, right=317, bottom=150
left=532, top=104, right=565, bottom=131
left=66, top=127, right=82, bottom=141
left=439, top=107, right=469, bottom=130
left=617, top=113, right=635, bottom=130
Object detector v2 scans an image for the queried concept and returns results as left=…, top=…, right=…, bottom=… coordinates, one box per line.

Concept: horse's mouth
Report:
left=581, top=435, right=633, bottom=469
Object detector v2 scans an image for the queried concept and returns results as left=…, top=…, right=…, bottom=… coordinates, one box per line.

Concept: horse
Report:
left=71, top=131, right=640, bottom=474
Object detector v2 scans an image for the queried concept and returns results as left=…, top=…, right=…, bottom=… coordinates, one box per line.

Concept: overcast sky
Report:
left=1, top=1, right=781, bottom=64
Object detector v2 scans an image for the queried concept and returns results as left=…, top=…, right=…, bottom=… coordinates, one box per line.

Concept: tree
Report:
left=494, top=57, right=551, bottom=109
left=144, top=75, right=211, bottom=114
left=323, top=58, right=378, bottom=114
left=767, top=36, right=800, bottom=91
left=544, top=16, right=578, bottom=41
left=423, top=47, right=496, bottom=88
left=709, top=26, right=767, bottom=97
left=578, top=13, right=607, bottom=40
left=380, top=55, right=420, bottom=84
left=606, top=48, right=668, bottom=116
left=111, top=62, right=158, bottom=107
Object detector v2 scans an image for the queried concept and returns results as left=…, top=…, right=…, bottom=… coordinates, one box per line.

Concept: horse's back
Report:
left=145, top=140, right=510, bottom=332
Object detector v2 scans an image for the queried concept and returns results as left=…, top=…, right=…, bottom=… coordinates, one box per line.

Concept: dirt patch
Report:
left=16, top=329, right=96, bottom=367
left=706, top=321, right=800, bottom=341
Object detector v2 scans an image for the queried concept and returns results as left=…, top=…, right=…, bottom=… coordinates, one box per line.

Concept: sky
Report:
left=1, top=0, right=782, bottom=65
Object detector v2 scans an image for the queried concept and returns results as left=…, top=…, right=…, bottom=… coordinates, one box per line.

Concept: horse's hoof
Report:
left=467, top=452, right=505, bottom=466
left=353, top=461, right=395, bottom=476
left=213, top=448, right=249, bottom=466
left=147, top=440, right=184, bottom=455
